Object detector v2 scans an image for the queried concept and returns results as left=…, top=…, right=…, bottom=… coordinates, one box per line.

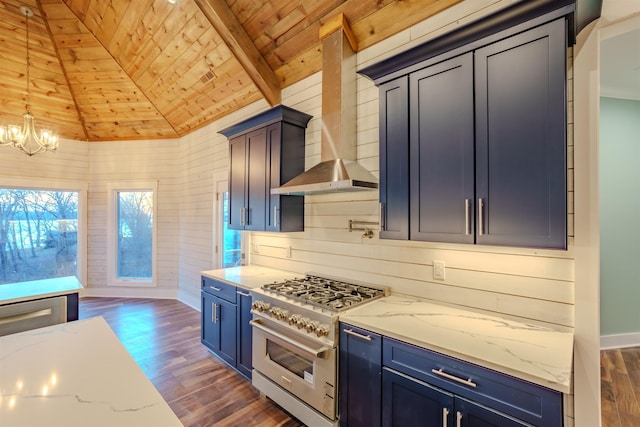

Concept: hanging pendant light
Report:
left=0, top=5, right=58, bottom=156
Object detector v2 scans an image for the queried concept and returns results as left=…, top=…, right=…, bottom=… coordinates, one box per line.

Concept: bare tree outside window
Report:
left=0, top=189, right=78, bottom=285
left=116, top=191, right=152, bottom=279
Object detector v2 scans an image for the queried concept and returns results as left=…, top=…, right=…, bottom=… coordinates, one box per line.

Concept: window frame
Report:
left=0, top=176, right=88, bottom=285
left=107, top=181, right=158, bottom=288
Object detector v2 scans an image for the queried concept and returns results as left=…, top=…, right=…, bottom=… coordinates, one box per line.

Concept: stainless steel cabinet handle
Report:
left=240, top=207, right=245, bottom=226
left=442, top=407, right=449, bottom=427
left=209, top=285, right=222, bottom=292
left=456, top=411, right=463, bottom=427
left=379, top=203, right=385, bottom=231
left=431, top=368, right=477, bottom=388
left=211, top=303, right=218, bottom=323
left=478, top=198, right=484, bottom=236
left=236, top=290, right=251, bottom=297
left=0, top=308, right=52, bottom=325
left=464, top=199, right=470, bottom=235
left=343, top=328, right=372, bottom=341
left=273, top=206, right=279, bottom=227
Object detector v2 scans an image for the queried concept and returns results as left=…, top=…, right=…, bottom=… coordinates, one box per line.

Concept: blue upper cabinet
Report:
left=361, top=4, right=570, bottom=250
left=475, top=18, right=567, bottom=249
left=409, top=53, right=475, bottom=244
left=378, top=77, right=409, bottom=241
left=221, top=105, right=311, bottom=232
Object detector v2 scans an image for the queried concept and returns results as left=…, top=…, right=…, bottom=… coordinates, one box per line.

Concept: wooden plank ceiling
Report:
left=0, top=0, right=462, bottom=142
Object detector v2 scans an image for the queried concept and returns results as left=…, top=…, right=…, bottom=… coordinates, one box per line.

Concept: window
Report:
left=0, top=178, right=87, bottom=286
left=213, top=170, right=244, bottom=268
left=107, top=182, right=157, bottom=287
left=221, top=191, right=242, bottom=268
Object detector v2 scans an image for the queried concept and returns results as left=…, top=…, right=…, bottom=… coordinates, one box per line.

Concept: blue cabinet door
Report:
left=339, top=324, right=382, bottom=427
left=201, top=291, right=221, bottom=352
left=456, top=396, right=530, bottom=427
left=378, top=76, right=410, bottom=240
left=245, top=128, right=267, bottom=231
left=410, top=53, right=475, bottom=243
left=216, top=296, right=237, bottom=366
left=236, top=289, right=253, bottom=379
left=381, top=367, right=454, bottom=427
left=201, top=291, right=237, bottom=367
left=228, top=135, right=247, bottom=230
left=475, top=18, right=567, bottom=249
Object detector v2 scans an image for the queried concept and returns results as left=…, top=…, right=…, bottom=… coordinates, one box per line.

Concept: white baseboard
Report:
left=600, top=332, right=640, bottom=349
left=80, top=287, right=178, bottom=300
left=177, top=289, right=200, bottom=312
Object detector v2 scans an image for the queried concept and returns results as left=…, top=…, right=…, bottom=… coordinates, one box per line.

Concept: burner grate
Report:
left=262, top=274, right=386, bottom=312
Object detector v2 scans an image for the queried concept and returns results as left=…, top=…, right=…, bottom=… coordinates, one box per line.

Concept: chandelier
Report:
left=0, top=6, right=58, bottom=156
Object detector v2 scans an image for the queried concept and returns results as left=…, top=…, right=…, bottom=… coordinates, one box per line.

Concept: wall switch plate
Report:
left=286, top=245, right=292, bottom=258
left=433, top=260, right=445, bottom=280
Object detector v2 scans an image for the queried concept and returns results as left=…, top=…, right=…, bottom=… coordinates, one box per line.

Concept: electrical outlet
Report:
left=433, top=260, right=446, bottom=280
left=286, top=245, right=292, bottom=258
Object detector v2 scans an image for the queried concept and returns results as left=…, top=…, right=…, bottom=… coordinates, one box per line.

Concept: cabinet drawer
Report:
left=383, top=337, right=562, bottom=426
left=0, top=296, right=67, bottom=337
left=201, top=277, right=237, bottom=303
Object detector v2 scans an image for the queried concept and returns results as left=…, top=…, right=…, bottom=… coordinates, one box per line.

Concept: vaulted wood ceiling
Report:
left=0, top=0, right=462, bottom=141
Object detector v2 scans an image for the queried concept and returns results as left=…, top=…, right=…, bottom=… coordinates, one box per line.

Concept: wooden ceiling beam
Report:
left=194, top=0, right=281, bottom=106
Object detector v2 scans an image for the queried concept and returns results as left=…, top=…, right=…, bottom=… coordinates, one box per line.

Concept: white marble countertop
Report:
left=201, top=265, right=300, bottom=290
left=340, top=295, right=573, bottom=394
left=0, top=276, right=83, bottom=305
left=0, top=316, right=182, bottom=427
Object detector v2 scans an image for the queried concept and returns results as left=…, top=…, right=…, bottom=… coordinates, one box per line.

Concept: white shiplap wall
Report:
left=246, top=1, right=576, bottom=333
left=86, top=140, right=181, bottom=297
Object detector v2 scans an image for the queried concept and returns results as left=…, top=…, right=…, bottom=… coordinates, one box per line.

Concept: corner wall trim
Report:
left=600, top=332, right=640, bottom=350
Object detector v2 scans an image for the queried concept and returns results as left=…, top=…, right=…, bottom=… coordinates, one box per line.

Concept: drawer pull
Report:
left=456, top=411, right=463, bottom=427
left=236, top=290, right=251, bottom=297
left=343, top=328, right=372, bottom=341
left=209, top=286, right=222, bottom=292
left=431, top=368, right=477, bottom=388
left=442, top=407, right=449, bottom=427
left=0, top=308, right=52, bottom=325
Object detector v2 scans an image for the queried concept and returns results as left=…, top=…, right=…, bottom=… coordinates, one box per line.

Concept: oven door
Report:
left=251, top=318, right=337, bottom=420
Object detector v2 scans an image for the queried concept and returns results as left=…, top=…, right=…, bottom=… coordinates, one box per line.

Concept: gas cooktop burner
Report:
left=261, top=274, right=387, bottom=312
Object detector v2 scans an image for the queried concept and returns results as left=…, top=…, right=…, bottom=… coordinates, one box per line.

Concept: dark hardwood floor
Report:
left=601, top=347, right=640, bottom=427
left=79, top=297, right=305, bottom=427
left=79, top=297, right=640, bottom=427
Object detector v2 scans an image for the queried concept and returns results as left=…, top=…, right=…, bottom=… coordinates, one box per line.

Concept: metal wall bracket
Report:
left=348, top=220, right=378, bottom=238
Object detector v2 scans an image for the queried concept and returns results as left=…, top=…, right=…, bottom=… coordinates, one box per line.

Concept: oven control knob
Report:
left=305, top=321, right=319, bottom=334
left=316, top=324, right=330, bottom=337
left=296, top=317, right=311, bottom=329
left=269, top=307, right=278, bottom=317
left=288, top=314, right=301, bottom=326
left=254, top=301, right=270, bottom=312
left=277, top=309, right=289, bottom=321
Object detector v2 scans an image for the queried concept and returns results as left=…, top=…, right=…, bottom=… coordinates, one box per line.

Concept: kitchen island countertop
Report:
left=0, top=275, right=83, bottom=305
left=0, top=316, right=182, bottom=427
left=340, top=294, right=573, bottom=394
left=201, top=265, right=300, bottom=290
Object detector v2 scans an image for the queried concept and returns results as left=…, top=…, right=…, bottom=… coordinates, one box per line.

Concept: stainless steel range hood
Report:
left=271, top=14, right=378, bottom=196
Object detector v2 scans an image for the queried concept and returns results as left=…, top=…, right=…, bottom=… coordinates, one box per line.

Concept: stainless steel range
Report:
left=250, top=273, right=388, bottom=427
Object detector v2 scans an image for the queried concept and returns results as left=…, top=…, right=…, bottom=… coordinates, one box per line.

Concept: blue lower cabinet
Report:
left=456, top=396, right=530, bottom=427
left=382, top=367, right=453, bottom=427
left=339, top=324, right=563, bottom=427
left=339, top=324, right=382, bottom=427
left=201, top=277, right=252, bottom=379
left=236, top=289, right=253, bottom=378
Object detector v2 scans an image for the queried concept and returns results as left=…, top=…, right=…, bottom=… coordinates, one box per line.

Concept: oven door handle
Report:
left=250, top=319, right=331, bottom=359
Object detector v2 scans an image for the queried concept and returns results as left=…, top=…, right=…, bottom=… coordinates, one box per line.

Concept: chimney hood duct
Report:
left=271, top=14, right=378, bottom=196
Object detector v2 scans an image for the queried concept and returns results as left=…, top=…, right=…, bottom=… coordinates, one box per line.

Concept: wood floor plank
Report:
left=79, top=297, right=304, bottom=427
left=602, top=347, right=640, bottom=427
